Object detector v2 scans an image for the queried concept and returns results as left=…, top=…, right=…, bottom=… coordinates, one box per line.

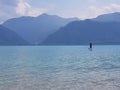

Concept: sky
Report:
left=0, top=0, right=120, bottom=23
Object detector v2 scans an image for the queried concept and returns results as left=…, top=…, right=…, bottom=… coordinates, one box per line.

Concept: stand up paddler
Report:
left=90, top=42, right=92, bottom=49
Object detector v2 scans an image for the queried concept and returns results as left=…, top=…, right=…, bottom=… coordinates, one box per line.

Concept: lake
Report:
left=0, top=46, right=120, bottom=90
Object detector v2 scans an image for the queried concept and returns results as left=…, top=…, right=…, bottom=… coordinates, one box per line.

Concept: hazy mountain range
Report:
left=1, top=12, right=120, bottom=45
left=3, top=14, right=78, bottom=44
left=93, top=12, right=120, bottom=22
left=0, top=25, right=28, bottom=45
left=42, top=19, right=120, bottom=45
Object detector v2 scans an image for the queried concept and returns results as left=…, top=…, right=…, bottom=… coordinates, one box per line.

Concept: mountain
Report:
left=0, top=25, right=28, bottom=45
left=93, top=12, right=120, bottom=22
left=42, top=19, right=120, bottom=45
left=3, top=14, right=78, bottom=44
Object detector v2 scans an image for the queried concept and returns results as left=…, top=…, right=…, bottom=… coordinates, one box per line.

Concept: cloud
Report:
left=16, top=0, right=47, bottom=16
left=0, top=0, right=120, bottom=23
left=0, top=0, right=47, bottom=23
left=65, top=3, right=120, bottom=19
left=0, top=0, right=19, bottom=23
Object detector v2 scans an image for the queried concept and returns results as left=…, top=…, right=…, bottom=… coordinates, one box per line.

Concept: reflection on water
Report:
left=0, top=46, right=120, bottom=90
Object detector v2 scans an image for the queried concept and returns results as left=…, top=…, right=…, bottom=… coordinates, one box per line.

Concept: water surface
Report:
left=0, top=46, right=120, bottom=90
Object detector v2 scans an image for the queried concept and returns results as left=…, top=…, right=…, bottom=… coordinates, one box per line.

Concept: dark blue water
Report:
left=0, top=46, right=120, bottom=90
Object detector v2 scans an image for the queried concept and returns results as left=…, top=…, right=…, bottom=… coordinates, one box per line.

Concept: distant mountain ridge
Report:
left=93, top=12, right=120, bottom=22
left=3, top=13, right=78, bottom=44
left=42, top=19, right=120, bottom=45
left=2, top=12, right=120, bottom=45
left=0, top=25, right=28, bottom=45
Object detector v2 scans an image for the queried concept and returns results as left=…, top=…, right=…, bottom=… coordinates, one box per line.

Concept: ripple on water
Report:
left=0, top=46, right=120, bottom=90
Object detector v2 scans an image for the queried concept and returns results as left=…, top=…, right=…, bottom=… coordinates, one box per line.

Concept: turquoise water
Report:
left=0, top=46, right=120, bottom=90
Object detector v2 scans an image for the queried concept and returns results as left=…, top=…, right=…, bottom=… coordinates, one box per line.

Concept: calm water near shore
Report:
left=0, top=46, right=120, bottom=90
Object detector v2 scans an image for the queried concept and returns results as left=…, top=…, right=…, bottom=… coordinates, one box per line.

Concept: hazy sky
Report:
left=0, top=0, right=120, bottom=23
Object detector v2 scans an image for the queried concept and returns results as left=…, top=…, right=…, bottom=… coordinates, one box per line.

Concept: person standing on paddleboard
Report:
left=90, top=42, right=92, bottom=49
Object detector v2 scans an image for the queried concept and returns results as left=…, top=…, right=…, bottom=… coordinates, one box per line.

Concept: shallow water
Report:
left=0, top=46, right=120, bottom=90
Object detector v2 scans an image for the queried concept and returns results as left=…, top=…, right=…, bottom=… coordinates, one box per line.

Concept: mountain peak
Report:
left=93, top=12, right=120, bottom=22
left=37, top=13, right=56, bottom=18
left=40, top=13, right=49, bottom=17
left=3, top=13, right=77, bottom=44
left=112, top=12, right=120, bottom=14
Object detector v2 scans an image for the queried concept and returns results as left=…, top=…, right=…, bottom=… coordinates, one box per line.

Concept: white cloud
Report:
left=0, top=0, right=120, bottom=23
left=16, top=0, right=47, bottom=16
left=0, top=0, right=19, bottom=23
left=83, top=4, right=120, bottom=19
